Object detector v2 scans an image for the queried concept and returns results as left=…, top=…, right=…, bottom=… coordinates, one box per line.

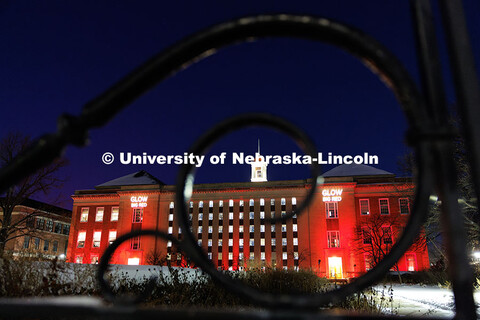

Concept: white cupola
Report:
left=251, top=140, right=267, bottom=182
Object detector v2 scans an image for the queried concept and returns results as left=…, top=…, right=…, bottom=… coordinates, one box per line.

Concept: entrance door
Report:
left=328, top=257, right=343, bottom=279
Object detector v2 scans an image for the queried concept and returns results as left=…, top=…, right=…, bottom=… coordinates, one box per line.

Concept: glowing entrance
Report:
left=328, top=257, right=343, bottom=279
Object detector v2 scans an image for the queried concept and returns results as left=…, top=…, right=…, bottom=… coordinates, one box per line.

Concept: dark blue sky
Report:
left=1, top=1, right=479, bottom=209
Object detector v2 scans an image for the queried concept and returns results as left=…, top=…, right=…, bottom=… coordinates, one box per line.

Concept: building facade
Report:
left=67, top=164, right=429, bottom=279
left=0, top=198, right=71, bottom=259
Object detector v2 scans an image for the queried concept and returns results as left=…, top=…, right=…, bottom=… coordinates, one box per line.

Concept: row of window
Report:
left=76, top=230, right=117, bottom=248
left=199, top=251, right=299, bottom=261
left=23, top=236, right=63, bottom=253
left=359, top=198, right=410, bottom=215
left=80, top=207, right=119, bottom=222
left=168, top=223, right=298, bottom=235
left=28, top=217, right=70, bottom=235
left=184, top=198, right=295, bottom=208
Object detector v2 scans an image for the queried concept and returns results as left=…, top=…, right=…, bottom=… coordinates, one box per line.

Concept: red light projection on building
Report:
left=67, top=166, right=429, bottom=277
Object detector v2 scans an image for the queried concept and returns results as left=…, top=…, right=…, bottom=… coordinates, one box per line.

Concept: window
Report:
left=271, top=225, right=275, bottom=232
left=34, top=237, right=40, bottom=249
left=198, top=226, right=203, bottom=233
left=359, top=199, right=370, bottom=215
left=249, top=252, right=254, bottom=260
left=229, top=212, right=233, bottom=220
left=261, top=252, right=265, bottom=260
left=293, top=224, right=297, bottom=232
left=168, top=214, right=174, bottom=221
left=249, top=212, right=254, bottom=219
left=281, top=198, right=286, bottom=205
left=325, top=202, right=338, bottom=218
left=293, top=238, right=298, bottom=246
left=383, top=226, right=393, bottom=244
left=131, top=237, right=140, bottom=250
left=43, top=240, right=49, bottom=251
left=249, top=225, right=255, bottom=233
left=167, top=241, right=172, bottom=247
left=218, top=239, right=223, bottom=246
left=260, top=225, right=265, bottom=232
left=198, top=213, right=203, bottom=220
left=294, top=252, right=299, bottom=260
left=208, top=226, right=213, bottom=233
left=362, top=228, right=372, bottom=244
left=178, top=227, right=182, bottom=234
left=93, top=231, right=101, bottom=248
left=207, top=252, right=212, bottom=260
left=399, top=198, right=410, bottom=214
left=327, top=231, right=340, bottom=248
left=168, top=227, right=173, bottom=234
left=23, top=236, right=30, bottom=249
left=239, top=252, right=244, bottom=260
left=364, top=254, right=373, bottom=271
left=379, top=199, right=390, bottom=215
left=170, top=202, right=174, bottom=209
left=208, top=213, right=213, bottom=221
left=292, top=197, right=297, bottom=205
left=249, top=239, right=255, bottom=246
left=208, top=239, right=212, bottom=247
left=239, top=225, right=244, bottom=233
left=62, top=224, right=70, bottom=235
left=91, top=255, right=99, bottom=264
left=239, top=239, right=244, bottom=247
left=249, top=199, right=254, bottom=207
left=228, top=225, right=233, bottom=233
left=132, top=208, right=143, bottom=223
left=229, top=199, right=233, bottom=207
left=271, top=238, right=276, bottom=246
left=128, top=257, right=140, bottom=265
left=218, top=226, right=223, bottom=233
left=199, top=201, right=203, bottom=208
left=95, top=207, right=104, bottom=222
left=228, top=239, right=233, bottom=246
left=219, top=200, right=223, bottom=207
left=260, top=211, right=265, bottom=219
left=281, top=224, right=287, bottom=232
left=53, top=240, right=58, bottom=252
left=77, top=232, right=86, bottom=248
left=80, top=208, right=89, bottom=222
left=26, top=216, right=35, bottom=228
left=282, top=252, right=287, bottom=260
left=75, top=256, right=83, bottom=264
left=198, top=239, right=202, bottom=246
left=260, top=238, right=265, bottom=246
left=239, top=212, right=243, bottom=219
left=406, top=253, right=416, bottom=271
left=108, top=230, right=117, bottom=244
left=282, top=238, right=287, bottom=246
left=110, top=207, right=119, bottom=221
left=54, top=223, right=61, bottom=233
left=36, top=218, right=45, bottom=230
left=229, top=252, right=233, bottom=260
left=209, top=200, right=214, bottom=208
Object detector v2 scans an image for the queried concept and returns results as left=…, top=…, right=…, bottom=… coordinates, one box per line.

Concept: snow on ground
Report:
left=374, top=284, right=480, bottom=318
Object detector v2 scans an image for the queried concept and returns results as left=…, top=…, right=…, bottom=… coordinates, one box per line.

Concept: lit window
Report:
left=208, top=252, right=212, bottom=260
left=260, top=198, right=265, bottom=206
left=169, top=202, right=174, bottom=209
left=293, top=224, right=297, bottom=232
left=75, top=256, right=83, bottom=264
left=281, top=224, right=286, bottom=232
left=228, top=239, right=233, bottom=246
left=249, top=212, right=254, bottom=219
left=208, top=213, right=213, bottom=221
left=260, top=238, right=265, bottom=246
left=168, top=227, right=173, bottom=234
left=260, top=211, right=265, bottom=219
left=209, top=200, right=213, bottom=208
left=239, top=200, right=244, bottom=207
left=250, top=225, right=254, bottom=233
left=219, top=212, right=223, bottom=220
left=199, top=201, right=203, bottom=208
left=178, top=227, right=182, bottom=234
left=271, top=212, right=275, bottom=218
left=80, top=208, right=89, bottom=222
left=239, top=252, right=244, bottom=260
left=167, top=241, right=172, bottom=247
left=90, top=255, right=99, bottom=264
left=271, top=225, right=275, bottom=232
left=406, top=253, right=416, bottom=271
left=327, top=231, right=340, bottom=248
left=294, top=252, right=299, bottom=260
left=249, top=252, right=254, bottom=260
left=198, top=213, right=203, bottom=220
left=93, top=231, right=102, bottom=248
left=132, top=208, right=143, bottom=223
left=261, top=252, right=265, bottom=260
left=77, top=231, right=86, bottom=248
left=292, top=197, right=297, bottom=205
left=229, top=252, right=233, bottom=260
left=228, top=225, right=233, bottom=233
left=169, top=214, right=174, bottom=221
left=229, top=199, right=233, bottom=207
left=239, top=225, right=244, bottom=233
left=208, top=239, right=212, bottom=247
left=325, top=202, right=338, bottom=218
left=95, top=207, right=104, bottom=222
left=282, top=238, right=287, bottom=246
left=218, top=252, right=222, bottom=260
left=271, top=238, right=276, bottom=246
left=198, top=239, right=202, bottom=246
left=399, top=198, right=410, bottom=214
left=219, top=200, right=223, bottom=207
left=128, top=257, right=140, bottom=265
left=282, top=252, right=287, bottom=260
left=293, top=238, right=298, bottom=246
left=218, top=239, right=223, bottom=246
left=281, top=198, right=286, bottom=205
left=379, top=199, right=390, bottom=215
left=249, top=239, right=254, bottom=246
left=359, top=199, right=370, bottom=215
left=239, top=212, right=244, bottom=219
left=111, top=207, right=119, bottom=221
left=218, top=226, right=223, bottom=233
left=208, top=226, right=213, bottom=233
left=239, top=239, right=244, bottom=247
left=249, top=199, right=254, bottom=207
left=229, top=212, right=234, bottom=220
left=108, top=230, right=117, bottom=244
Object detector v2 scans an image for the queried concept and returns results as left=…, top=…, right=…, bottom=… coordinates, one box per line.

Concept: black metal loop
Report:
left=97, top=229, right=181, bottom=304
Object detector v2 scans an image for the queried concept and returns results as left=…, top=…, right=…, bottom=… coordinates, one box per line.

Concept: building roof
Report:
left=95, top=170, right=164, bottom=188
left=322, top=164, right=394, bottom=178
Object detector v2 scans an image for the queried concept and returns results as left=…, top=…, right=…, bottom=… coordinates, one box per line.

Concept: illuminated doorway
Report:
left=328, top=257, right=343, bottom=279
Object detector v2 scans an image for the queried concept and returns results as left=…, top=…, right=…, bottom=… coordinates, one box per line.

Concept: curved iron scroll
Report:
left=0, top=12, right=475, bottom=316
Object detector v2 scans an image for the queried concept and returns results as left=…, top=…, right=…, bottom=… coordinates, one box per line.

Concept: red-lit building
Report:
left=67, top=164, right=429, bottom=279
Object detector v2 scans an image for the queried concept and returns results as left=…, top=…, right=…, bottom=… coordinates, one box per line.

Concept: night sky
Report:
left=1, top=1, right=479, bottom=209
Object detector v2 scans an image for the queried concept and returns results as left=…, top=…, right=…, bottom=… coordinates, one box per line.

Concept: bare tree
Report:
left=0, top=132, right=68, bottom=257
